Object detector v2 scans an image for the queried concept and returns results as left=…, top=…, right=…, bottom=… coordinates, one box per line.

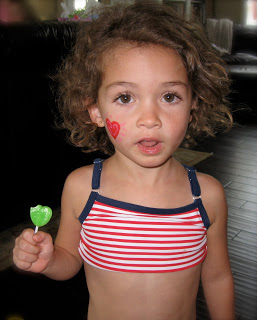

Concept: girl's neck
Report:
left=106, top=153, right=180, bottom=187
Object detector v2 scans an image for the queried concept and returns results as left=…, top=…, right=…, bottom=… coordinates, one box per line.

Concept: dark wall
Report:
left=2, top=22, right=100, bottom=229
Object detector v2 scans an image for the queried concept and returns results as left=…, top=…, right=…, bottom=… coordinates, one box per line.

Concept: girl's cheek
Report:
left=106, top=118, right=121, bottom=139
left=105, top=116, right=127, bottom=142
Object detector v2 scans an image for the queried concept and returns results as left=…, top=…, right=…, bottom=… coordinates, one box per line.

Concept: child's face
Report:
left=89, top=44, right=194, bottom=167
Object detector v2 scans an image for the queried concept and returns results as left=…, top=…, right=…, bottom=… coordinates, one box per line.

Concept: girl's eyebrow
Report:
left=161, top=81, right=188, bottom=88
left=105, top=81, right=137, bottom=90
left=105, top=81, right=188, bottom=90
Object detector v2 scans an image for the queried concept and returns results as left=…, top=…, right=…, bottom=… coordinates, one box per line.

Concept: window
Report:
left=74, top=0, right=87, bottom=10
left=74, top=0, right=100, bottom=10
left=246, top=0, right=257, bottom=25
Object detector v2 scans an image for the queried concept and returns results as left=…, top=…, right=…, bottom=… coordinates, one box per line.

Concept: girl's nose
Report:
left=136, top=104, right=162, bottom=129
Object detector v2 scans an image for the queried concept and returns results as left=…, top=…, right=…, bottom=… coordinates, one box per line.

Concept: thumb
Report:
left=32, top=231, right=51, bottom=244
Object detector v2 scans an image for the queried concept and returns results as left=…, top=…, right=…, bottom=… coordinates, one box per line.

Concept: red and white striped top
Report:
left=79, top=196, right=208, bottom=273
left=78, top=159, right=210, bottom=273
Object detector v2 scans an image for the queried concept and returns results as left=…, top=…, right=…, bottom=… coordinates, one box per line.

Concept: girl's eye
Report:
left=116, top=94, right=134, bottom=105
left=162, top=93, right=180, bottom=103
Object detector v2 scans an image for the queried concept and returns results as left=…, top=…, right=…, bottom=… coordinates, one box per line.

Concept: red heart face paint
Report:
left=106, top=118, right=121, bottom=139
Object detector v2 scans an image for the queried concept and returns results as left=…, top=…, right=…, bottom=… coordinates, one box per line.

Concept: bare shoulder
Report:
left=196, top=172, right=225, bottom=199
left=53, top=165, right=94, bottom=259
left=62, top=164, right=94, bottom=219
left=64, top=164, right=94, bottom=190
left=196, top=172, right=227, bottom=224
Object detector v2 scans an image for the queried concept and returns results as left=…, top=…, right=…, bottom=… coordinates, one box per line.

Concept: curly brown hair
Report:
left=56, top=1, right=232, bottom=155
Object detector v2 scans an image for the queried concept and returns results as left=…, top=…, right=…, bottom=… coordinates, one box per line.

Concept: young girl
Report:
left=13, top=2, right=235, bottom=319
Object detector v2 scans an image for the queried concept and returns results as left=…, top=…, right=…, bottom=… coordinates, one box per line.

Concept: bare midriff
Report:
left=85, top=262, right=202, bottom=320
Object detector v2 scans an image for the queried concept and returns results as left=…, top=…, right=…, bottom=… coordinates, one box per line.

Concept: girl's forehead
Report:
left=99, top=43, right=189, bottom=89
left=100, top=42, right=186, bottom=75
left=102, top=42, right=180, bottom=63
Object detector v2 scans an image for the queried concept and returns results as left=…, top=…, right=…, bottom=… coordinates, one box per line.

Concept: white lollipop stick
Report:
left=34, top=226, right=39, bottom=234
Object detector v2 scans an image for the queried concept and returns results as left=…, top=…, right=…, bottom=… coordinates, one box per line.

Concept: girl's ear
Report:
left=189, top=100, right=197, bottom=123
left=88, top=104, right=105, bottom=128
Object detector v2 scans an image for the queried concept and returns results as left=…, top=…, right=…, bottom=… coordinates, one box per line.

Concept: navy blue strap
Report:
left=183, top=165, right=210, bottom=229
left=183, top=165, right=201, bottom=198
left=78, top=191, right=98, bottom=224
left=92, top=158, right=103, bottom=190
left=78, top=158, right=103, bottom=224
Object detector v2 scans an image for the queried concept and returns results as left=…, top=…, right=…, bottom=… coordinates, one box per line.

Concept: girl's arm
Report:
left=200, top=175, right=235, bottom=320
left=42, top=170, right=87, bottom=280
left=14, top=168, right=89, bottom=280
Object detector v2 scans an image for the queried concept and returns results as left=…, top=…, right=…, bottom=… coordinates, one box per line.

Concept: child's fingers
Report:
left=13, top=247, right=38, bottom=264
left=13, top=229, right=40, bottom=269
left=13, top=229, right=54, bottom=272
left=13, top=243, right=37, bottom=271
left=16, top=237, right=40, bottom=255
left=15, top=229, right=40, bottom=254
left=13, top=256, right=32, bottom=271
left=21, top=228, right=38, bottom=245
left=32, top=231, right=51, bottom=245
left=32, top=231, right=54, bottom=261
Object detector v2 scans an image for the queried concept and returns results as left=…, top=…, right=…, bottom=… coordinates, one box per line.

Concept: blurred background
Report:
left=0, top=0, right=256, bottom=24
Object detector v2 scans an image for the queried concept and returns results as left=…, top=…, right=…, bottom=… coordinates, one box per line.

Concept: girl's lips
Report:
left=136, top=139, right=162, bottom=155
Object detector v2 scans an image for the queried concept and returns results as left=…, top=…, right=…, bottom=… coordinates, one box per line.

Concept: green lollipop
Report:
left=30, top=205, right=52, bottom=233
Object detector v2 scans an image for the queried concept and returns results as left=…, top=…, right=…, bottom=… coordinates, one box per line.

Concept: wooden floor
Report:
left=195, top=124, right=257, bottom=320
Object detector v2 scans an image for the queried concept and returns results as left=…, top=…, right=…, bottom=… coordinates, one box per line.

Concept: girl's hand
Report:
left=13, top=229, right=54, bottom=273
